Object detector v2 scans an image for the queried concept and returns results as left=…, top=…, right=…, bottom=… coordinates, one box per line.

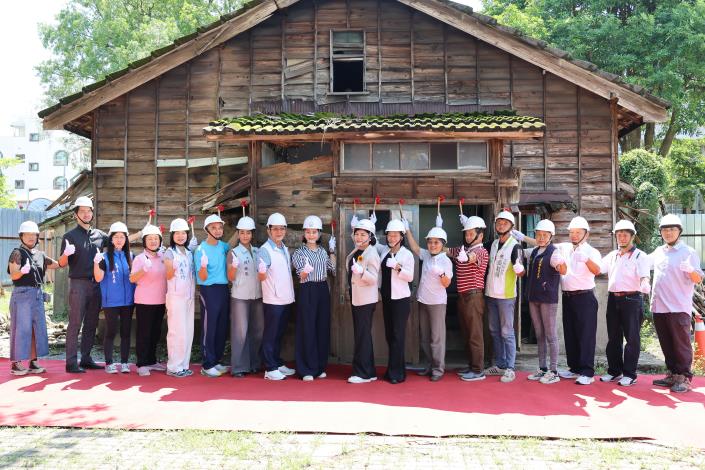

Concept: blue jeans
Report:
left=10, top=286, right=49, bottom=361
left=486, top=296, right=517, bottom=370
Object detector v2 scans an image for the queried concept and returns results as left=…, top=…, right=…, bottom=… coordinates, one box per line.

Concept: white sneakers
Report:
left=317, top=372, right=327, bottom=379
left=302, top=375, right=314, bottom=381
left=527, top=369, right=546, bottom=381
left=105, top=364, right=118, bottom=374
left=347, top=376, right=377, bottom=384
left=201, top=366, right=222, bottom=378
left=278, top=365, right=296, bottom=376
left=539, top=371, right=560, bottom=385
left=214, top=364, right=230, bottom=374
left=147, top=363, right=167, bottom=372
left=558, top=369, right=578, bottom=379
left=137, top=366, right=151, bottom=377
left=264, top=369, right=286, bottom=380
left=618, top=376, right=637, bottom=386
left=575, top=375, right=594, bottom=385
left=500, top=369, right=516, bottom=383
left=120, top=363, right=130, bottom=373
left=600, top=373, right=623, bottom=383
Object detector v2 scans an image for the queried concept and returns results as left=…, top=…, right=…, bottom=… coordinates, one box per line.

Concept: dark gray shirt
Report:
left=61, top=225, right=107, bottom=280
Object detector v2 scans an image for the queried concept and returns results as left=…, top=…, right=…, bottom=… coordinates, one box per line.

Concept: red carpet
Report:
left=1, top=359, right=704, bottom=447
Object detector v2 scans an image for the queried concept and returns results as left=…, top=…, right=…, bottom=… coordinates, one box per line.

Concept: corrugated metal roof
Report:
left=0, top=208, right=49, bottom=285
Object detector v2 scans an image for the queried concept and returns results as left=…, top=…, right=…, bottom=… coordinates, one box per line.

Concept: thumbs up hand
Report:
left=93, top=248, right=103, bottom=264
left=200, top=252, right=209, bottom=269
left=513, top=258, right=524, bottom=275
left=386, top=255, right=398, bottom=269
left=231, top=254, right=239, bottom=269
left=302, top=258, right=314, bottom=274
left=142, top=256, right=152, bottom=272
left=63, top=241, right=75, bottom=257
left=680, top=258, right=695, bottom=274
left=572, top=250, right=588, bottom=264
left=351, top=261, right=364, bottom=275
left=258, top=259, right=267, bottom=274
left=457, top=248, right=469, bottom=263
left=639, top=278, right=651, bottom=295
left=328, top=236, right=336, bottom=253
left=20, top=259, right=31, bottom=274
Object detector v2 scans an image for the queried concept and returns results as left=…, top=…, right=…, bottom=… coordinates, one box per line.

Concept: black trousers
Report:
left=66, top=279, right=101, bottom=367
left=562, top=290, right=598, bottom=377
left=295, top=281, right=331, bottom=377
left=103, top=306, right=133, bottom=364
left=135, top=303, right=165, bottom=367
left=606, top=293, right=643, bottom=379
left=653, top=312, right=693, bottom=379
left=382, top=297, right=411, bottom=381
left=352, top=303, right=377, bottom=379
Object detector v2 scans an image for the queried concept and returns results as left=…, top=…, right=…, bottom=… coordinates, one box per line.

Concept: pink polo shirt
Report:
left=131, top=251, right=167, bottom=305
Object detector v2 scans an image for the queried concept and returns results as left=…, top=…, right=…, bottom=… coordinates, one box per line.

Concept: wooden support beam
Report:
left=577, top=86, right=582, bottom=214
left=123, top=92, right=129, bottom=220
left=185, top=66, right=191, bottom=217
left=542, top=70, right=547, bottom=191
left=206, top=130, right=545, bottom=143
left=154, top=80, right=160, bottom=223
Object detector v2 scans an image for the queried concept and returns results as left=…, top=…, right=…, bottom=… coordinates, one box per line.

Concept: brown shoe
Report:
left=652, top=373, right=674, bottom=387
left=670, top=374, right=692, bottom=393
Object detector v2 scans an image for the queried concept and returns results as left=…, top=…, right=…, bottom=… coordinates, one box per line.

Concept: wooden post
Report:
left=377, top=0, right=382, bottom=112
left=610, top=95, right=619, bottom=236
left=281, top=14, right=286, bottom=109
left=185, top=65, right=191, bottom=214
left=313, top=0, right=318, bottom=108
left=475, top=37, right=480, bottom=109
left=410, top=10, right=415, bottom=107
left=542, top=70, right=548, bottom=191
left=215, top=46, right=223, bottom=194
left=577, top=86, right=582, bottom=214
left=509, top=55, right=514, bottom=167
left=153, top=81, right=160, bottom=224
left=443, top=25, right=448, bottom=109
left=123, top=92, right=129, bottom=221
left=92, top=110, right=99, bottom=229
left=248, top=31, right=254, bottom=115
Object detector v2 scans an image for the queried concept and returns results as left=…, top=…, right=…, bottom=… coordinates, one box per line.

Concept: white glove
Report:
left=680, top=259, right=695, bottom=274
left=158, top=246, right=166, bottom=254
left=93, top=249, right=103, bottom=264
left=431, top=264, right=445, bottom=277
left=62, top=241, right=75, bottom=257
left=511, top=230, right=525, bottom=242
left=513, top=258, right=524, bottom=274
left=142, top=256, right=152, bottom=272
left=459, top=214, right=468, bottom=226
left=435, top=213, right=443, bottom=228
left=386, top=256, right=398, bottom=268
left=639, top=278, right=651, bottom=295
left=20, top=259, right=31, bottom=274
left=457, top=248, right=469, bottom=263
left=550, top=252, right=566, bottom=269
left=231, top=254, right=239, bottom=269
left=350, top=214, right=359, bottom=231
left=200, top=252, right=209, bottom=268
left=258, top=259, right=267, bottom=274
left=401, top=218, right=410, bottom=231
left=572, top=251, right=588, bottom=263
left=188, top=236, right=198, bottom=251
left=369, top=212, right=377, bottom=225
left=352, top=262, right=364, bottom=275
left=302, top=259, right=314, bottom=274
left=328, top=236, right=336, bottom=253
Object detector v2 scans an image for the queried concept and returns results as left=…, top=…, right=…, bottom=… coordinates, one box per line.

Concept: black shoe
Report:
left=79, top=361, right=103, bottom=370
left=389, top=378, right=400, bottom=384
left=66, top=364, right=85, bottom=373
left=430, top=374, right=443, bottom=382
left=232, top=372, right=246, bottom=378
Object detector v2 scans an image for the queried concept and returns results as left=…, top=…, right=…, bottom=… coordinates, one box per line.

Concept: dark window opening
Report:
left=262, top=142, right=332, bottom=167
left=333, top=60, right=364, bottom=93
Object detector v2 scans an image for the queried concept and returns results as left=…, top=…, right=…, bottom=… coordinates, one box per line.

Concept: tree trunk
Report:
left=659, top=108, right=680, bottom=157
left=644, top=123, right=655, bottom=150
left=620, top=128, right=642, bottom=153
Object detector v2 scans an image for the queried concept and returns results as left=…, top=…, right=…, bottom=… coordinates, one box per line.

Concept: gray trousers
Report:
left=528, top=301, right=559, bottom=372
left=419, top=302, right=447, bottom=376
left=230, top=298, right=264, bottom=373
left=66, top=279, right=101, bottom=366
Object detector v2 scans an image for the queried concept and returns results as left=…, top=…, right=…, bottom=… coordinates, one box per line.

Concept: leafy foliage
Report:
left=37, top=0, right=245, bottom=106
left=664, top=138, right=705, bottom=211
left=619, top=148, right=667, bottom=192
left=0, top=158, right=22, bottom=208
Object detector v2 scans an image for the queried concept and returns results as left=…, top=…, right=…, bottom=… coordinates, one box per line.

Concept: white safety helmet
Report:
left=236, top=216, right=256, bottom=231
left=462, top=216, right=486, bottom=231
left=18, top=220, right=40, bottom=234
left=203, top=214, right=224, bottom=230
left=613, top=219, right=636, bottom=234
left=425, top=227, right=448, bottom=243
left=353, top=218, right=376, bottom=234
left=495, top=210, right=515, bottom=226
left=266, top=212, right=287, bottom=227
left=169, top=218, right=189, bottom=232
left=142, top=224, right=162, bottom=238
left=534, top=219, right=555, bottom=236
left=109, top=222, right=129, bottom=235
left=303, top=215, right=323, bottom=230
left=72, top=196, right=94, bottom=210
left=659, top=214, right=682, bottom=229
left=385, top=219, right=407, bottom=234
left=568, top=216, right=590, bottom=232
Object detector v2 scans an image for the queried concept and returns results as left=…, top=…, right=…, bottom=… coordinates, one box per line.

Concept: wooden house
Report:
left=39, top=0, right=669, bottom=363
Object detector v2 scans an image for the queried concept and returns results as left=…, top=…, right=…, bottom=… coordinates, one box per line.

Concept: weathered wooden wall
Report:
left=92, top=0, right=616, bottom=252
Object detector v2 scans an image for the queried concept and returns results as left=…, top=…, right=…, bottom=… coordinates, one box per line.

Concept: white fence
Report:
left=681, top=214, right=705, bottom=268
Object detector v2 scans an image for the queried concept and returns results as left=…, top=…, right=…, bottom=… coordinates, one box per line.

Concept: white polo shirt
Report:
left=651, top=242, right=703, bottom=314
left=600, top=246, right=652, bottom=292
left=555, top=242, right=602, bottom=291
left=417, top=249, right=453, bottom=305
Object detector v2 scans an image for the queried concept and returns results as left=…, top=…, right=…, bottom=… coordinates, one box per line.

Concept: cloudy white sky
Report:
left=0, top=0, right=482, bottom=135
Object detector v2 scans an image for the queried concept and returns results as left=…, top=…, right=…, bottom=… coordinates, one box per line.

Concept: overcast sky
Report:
left=0, top=0, right=482, bottom=135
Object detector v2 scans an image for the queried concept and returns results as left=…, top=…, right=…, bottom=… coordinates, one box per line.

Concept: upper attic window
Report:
left=330, top=30, right=365, bottom=93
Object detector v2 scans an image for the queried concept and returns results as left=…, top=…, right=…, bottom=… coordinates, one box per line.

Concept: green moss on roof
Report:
left=204, top=112, right=546, bottom=136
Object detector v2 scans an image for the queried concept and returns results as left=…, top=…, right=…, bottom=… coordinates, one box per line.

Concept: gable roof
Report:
left=39, top=0, right=670, bottom=133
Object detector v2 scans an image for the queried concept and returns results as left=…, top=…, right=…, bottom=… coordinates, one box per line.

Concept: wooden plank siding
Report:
left=92, top=0, right=616, bottom=251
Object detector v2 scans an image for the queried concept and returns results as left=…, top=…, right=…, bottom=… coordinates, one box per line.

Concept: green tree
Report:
left=0, top=158, right=21, bottom=208
left=37, top=0, right=244, bottom=106
left=665, top=138, right=705, bottom=213
left=482, top=0, right=705, bottom=157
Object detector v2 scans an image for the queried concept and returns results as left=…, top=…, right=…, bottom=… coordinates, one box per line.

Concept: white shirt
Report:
left=600, top=247, right=651, bottom=292
left=651, top=242, right=703, bottom=314
left=556, top=242, right=601, bottom=291
left=417, top=249, right=453, bottom=305
left=376, top=245, right=415, bottom=300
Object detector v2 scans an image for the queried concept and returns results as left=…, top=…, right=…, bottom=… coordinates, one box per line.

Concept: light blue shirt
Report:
left=194, top=240, right=229, bottom=286
left=257, top=239, right=291, bottom=269
left=651, top=241, right=703, bottom=314
left=231, top=244, right=262, bottom=299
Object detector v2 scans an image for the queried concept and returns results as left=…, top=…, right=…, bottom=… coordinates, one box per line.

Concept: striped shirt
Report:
left=292, top=245, right=334, bottom=283
left=447, top=245, right=489, bottom=292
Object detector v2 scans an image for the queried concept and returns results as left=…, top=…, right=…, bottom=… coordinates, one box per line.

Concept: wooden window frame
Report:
left=329, top=29, right=368, bottom=95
